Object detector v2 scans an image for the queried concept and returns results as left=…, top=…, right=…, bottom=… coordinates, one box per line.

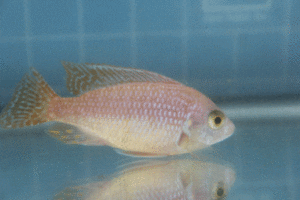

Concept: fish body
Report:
left=0, top=62, right=235, bottom=156
left=54, top=159, right=236, bottom=200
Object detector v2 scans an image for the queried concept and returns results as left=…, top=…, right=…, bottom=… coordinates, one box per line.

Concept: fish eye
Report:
left=208, top=110, right=225, bottom=130
left=213, top=181, right=226, bottom=199
left=216, top=187, right=224, bottom=197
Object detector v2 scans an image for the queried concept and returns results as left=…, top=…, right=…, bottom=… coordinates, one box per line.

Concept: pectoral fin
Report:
left=47, top=122, right=109, bottom=146
left=177, top=131, right=190, bottom=148
left=179, top=172, right=192, bottom=189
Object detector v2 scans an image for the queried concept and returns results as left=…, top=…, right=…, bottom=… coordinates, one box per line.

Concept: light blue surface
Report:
left=0, top=0, right=299, bottom=199
left=0, top=119, right=299, bottom=199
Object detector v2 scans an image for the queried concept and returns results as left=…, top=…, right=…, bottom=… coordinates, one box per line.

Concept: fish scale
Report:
left=48, top=82, right=189, bottom=153
left=61, top=83, right=184, bottom=148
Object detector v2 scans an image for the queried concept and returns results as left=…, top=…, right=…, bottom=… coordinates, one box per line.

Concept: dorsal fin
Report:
left=61, top=61, right=181, bottom=96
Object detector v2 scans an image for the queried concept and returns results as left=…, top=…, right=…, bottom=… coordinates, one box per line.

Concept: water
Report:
left=0, top=110, right=299, bottom=199
left=1, top=0, right=300, bottom=199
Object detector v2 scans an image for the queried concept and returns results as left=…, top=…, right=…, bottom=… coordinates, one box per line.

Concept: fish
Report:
left=53, top=158, right=236, bottom=200
left=0, top=61, right=235, bottom=157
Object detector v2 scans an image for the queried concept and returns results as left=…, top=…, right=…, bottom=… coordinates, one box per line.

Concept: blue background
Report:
left=0, top=0, right=299, bottom=199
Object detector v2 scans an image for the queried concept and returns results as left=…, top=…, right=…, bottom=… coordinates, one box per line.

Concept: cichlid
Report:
left=53, top=158, right=236, bottom=200
left=0, top=62, right=235, bottom=157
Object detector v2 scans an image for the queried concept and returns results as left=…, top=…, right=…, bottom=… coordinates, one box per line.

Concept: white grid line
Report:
left=181, top=0, right=189, bottom=83
left=77, top=0, right=85, bottom=63
left=0, top=26, right=291, bottom=44
left=24, top=1, right=41, bottom=195
left=130, top=0, right=137, bottom=68
left=283, top=1, right=294, bottom=198
left=32, top=160, right=41, bottom=198
left=282, top=0, right=292, bottom=96
left=285, top=135, right=297, bottom=200
left=221, top=101, right=300, bottom=120
left=24, top=0, right=32, bottom=68
left=231, top=31, right=244, bottom=185
left=231, top=31, right=239, bottom=95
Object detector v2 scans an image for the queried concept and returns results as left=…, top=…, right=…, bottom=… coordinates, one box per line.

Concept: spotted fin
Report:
left=53, top=185, right=87, bottom=200
left=47, top=122, right=109, bottom=146
left=0, top=67, right=58, bottom=129
left=61, top=61, right=181, bottom=96
left=114, top=149, right=168, bottom=158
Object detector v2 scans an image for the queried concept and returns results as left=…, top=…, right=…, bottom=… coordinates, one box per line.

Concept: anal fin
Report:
left=47, top=122, right=109, bottom=146
left=53, top=186, right=86, bottom=200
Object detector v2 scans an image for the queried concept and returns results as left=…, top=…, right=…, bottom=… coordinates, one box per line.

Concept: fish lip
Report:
left=227, top=119, right=235, bottom=136
left=225, top=168, right=236, bottom=186
left=216, top=120, right=235, bottom=143
left=220, top=117, right=235, bottom=137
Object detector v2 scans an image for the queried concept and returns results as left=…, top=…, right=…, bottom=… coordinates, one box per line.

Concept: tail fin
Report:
left=0, top=67, right=58, bottom=129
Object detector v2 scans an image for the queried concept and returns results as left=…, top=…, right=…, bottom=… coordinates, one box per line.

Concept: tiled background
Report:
left=0, top=0, right=299, bottom=199
left=0, top=0, right=299, bottom=103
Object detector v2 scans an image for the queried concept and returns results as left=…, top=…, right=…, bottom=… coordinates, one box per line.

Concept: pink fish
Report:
left=0, top=62, right=235, bottom=157
left=53, top=159, right=236, bottom=200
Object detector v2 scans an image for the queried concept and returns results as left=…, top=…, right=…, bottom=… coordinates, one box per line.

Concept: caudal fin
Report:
left=0, top=67, right=58, bottom=129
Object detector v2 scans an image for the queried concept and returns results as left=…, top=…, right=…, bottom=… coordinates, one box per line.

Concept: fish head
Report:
left=178, top=160, right=236, bottom=200
left=181, top=100, right=235, bottom=151
left=191, top=164, right=236, bottom=199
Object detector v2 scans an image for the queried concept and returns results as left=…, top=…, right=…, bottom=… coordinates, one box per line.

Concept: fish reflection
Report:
left=54, top=158, right=235, bottom=200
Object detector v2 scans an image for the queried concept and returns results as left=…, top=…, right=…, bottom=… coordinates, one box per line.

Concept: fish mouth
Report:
left=225, top=119, right=235, bottom=138
left=197, top=118, right=235, bottom=146
left=225, top=167, right=236, bottom=186
left=212, top=120, right=235, bottom=144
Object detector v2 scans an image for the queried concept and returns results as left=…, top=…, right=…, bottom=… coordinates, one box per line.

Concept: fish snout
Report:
left=196, top=117, right=235, bottom=146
